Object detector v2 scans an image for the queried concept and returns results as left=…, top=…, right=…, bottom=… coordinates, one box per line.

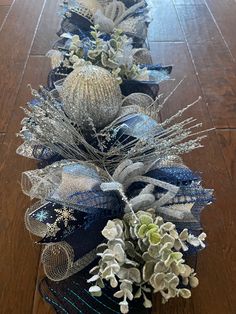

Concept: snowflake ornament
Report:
left=55, top=207, right=77, bottom=227
left=35, top=210, right=49, bottom=222
left=46, top=223, right=61, bottom=238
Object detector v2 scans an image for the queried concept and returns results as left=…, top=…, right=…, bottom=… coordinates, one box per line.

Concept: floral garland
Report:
left=17, top=1, right=213, bottom=314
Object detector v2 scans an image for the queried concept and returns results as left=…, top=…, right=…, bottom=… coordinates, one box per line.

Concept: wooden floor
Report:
left=0, top=0, right=236, bottom=313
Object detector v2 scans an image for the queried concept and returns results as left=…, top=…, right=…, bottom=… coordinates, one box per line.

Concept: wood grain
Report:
left=205, top=0, right=236, bottom=59
left=174, top=0, right=204, bottom=4
left=31, top=0, right=61, bottom=55
left=217, top=130, right=236, bottom=183
left=0, top=0, right=236, bottom=313
left=196, top=67, right=236, bottom=128
left=148, top=0, right=184, bottom=42
left=0, top=5, right=10, bottom=27
left=0, top=56, right=51, bottom=314
left=0, top=133, right=5, bottom=145
left=0, top=0, right=46, bottom=132
left=0, top=0, right=13, bottom=5
left=175, top=4, right=224, bottom=44
left=174, top=3, right=236, bottom=129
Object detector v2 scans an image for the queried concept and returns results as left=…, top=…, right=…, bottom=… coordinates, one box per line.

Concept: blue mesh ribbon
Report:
left=30, top=190, right=123, bottom=244
left=128, top=166, right=213, bottom=235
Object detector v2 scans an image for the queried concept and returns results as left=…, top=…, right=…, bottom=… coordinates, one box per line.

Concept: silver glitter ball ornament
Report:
left=77, top=0, right=102, bottom=13
left=62, top=65, right=122, bottom=130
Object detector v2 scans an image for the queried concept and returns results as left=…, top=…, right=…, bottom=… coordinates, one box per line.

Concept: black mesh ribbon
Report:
left=39, top=268, right=151, bottom=314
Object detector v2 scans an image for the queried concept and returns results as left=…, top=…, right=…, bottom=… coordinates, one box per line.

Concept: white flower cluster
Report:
left=68, top=26, right=148, bottom=83
left=88, top=210, right=206, bottom=313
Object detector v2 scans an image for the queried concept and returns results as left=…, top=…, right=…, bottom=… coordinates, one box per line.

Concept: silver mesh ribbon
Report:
left=42, top=242, right=96, bottom=281
left=71, top=4, right=94, bottom=23
left=21, top=160, right=76, bottom=200
left=16, top=141, right=36, bottom=159
left=24, top=201, right=48, bottom=237
left=132, top=48, right=153, bottom=65
left=118, top=16, right=148, bottom=40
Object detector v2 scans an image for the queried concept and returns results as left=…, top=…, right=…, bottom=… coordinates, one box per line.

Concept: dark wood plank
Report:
left=217, top=130, right=236, bottom=183
left=150, top=42, right=204, bottom=120
left=0, top=133, right=5, bottom=144
left=31, top=0, right=61, bottom=55
left=150, top=42, right=236, bottom=314
left=205, top=0, right=236, bottom=58
left=148, top=0, right=184, bottom=42
left=196, top=67, right=236, bottom=128
left=206, top=0, right=236, bottom=14
left=189, top=40, right=234, bottom=70
left=174, top=0, right=204, bottom=4
left=175, top=4, right=224, bottom=44
left=0, top=0, right=46, bottom=132
left=0, top=5, right=10, bottom=28
left=0, top=56, right=51, bottom=314
left=0, top=0, right=13, bottom=5
left=174, top=3, right=236, bottom=129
